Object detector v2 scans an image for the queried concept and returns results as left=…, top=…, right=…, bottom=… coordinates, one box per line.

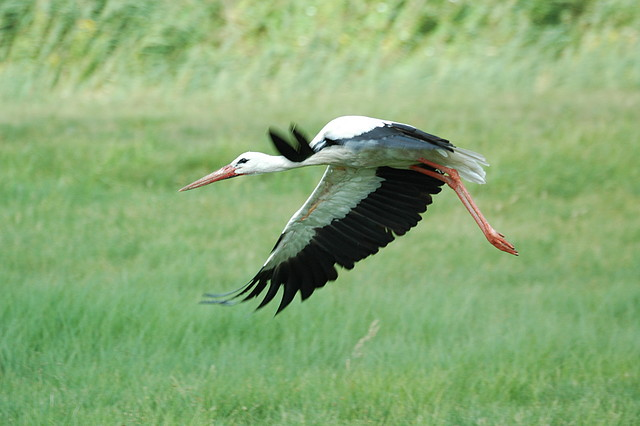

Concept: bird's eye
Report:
left=236, top=158, right=249, bottom=165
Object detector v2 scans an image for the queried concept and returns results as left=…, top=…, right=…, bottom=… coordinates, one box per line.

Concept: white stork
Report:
left=180, top=115, right=517, bottom=313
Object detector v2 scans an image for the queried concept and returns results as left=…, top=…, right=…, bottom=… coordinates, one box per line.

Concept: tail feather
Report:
left=448, top=147, right=488, bottom=184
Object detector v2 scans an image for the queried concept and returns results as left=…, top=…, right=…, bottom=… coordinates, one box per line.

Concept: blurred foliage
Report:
left=0, top=0, right=638, bottom=97
left=522, top=0, right=591, bottom=26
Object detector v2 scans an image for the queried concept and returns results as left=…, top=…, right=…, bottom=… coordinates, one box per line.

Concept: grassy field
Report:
left=2, top=0, right=640, bottom=424
left=2, top=90, right=639, bottom=424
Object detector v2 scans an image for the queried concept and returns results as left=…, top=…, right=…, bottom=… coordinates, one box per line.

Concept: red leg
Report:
left=410, top=159, right=518, bottom=256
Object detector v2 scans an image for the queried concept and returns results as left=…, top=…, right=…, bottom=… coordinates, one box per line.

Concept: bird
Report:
left=180, top=115, right=517, bottom=314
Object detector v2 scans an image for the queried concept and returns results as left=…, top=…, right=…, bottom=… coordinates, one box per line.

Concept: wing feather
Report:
left=268, top=125, right=315, bottom=162
left=203, top=164, right=444, bottom=313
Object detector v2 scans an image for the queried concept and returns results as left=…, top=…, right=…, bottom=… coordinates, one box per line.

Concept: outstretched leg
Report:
left=410, top=159, right=518, bottom=256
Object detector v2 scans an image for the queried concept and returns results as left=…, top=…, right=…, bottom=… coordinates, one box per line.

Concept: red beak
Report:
left=179, top=165, right=239, bottom=192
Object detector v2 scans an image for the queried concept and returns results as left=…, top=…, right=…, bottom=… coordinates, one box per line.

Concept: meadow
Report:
left=2, top=1, right=640, bottom=424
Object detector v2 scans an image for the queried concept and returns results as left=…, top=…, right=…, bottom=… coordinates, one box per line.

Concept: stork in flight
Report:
left=180, top=116, right=517, bottom=313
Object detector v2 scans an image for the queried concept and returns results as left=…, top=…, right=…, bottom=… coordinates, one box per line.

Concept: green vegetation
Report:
left=1, top=0, right=639, bottom=98
left=1, top=0, right=639, bottom=424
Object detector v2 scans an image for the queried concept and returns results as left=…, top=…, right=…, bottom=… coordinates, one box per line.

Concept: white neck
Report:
left=261, top=154, right=302, bottom=172
left=236, top=151, right=305, bottom=175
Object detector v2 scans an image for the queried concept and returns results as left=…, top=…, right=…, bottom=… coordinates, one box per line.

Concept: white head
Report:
left=179, top=151, right=296, bottom=192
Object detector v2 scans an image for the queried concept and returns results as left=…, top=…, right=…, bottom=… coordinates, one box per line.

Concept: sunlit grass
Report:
left=1, top=0, right=639, bottom=98
left=1, top=1, right=639, bottom=422
left=1, top=88, right=639, bottom=423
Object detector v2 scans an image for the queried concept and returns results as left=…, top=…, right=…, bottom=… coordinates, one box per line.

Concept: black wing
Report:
left=350, top=121, right=456, bottom=152
left=202, top=164, right=445, bottom=314
left=268, top=124, right=315, bottom=162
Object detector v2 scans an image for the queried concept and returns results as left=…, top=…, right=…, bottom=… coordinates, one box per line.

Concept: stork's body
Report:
left=180, top=116, right=517, bottom=313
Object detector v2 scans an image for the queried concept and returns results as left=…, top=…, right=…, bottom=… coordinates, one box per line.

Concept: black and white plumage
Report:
left=180, top=116, right=517, bottom=313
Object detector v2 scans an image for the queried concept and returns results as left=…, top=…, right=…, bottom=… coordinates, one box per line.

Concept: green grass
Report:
left=1, top=89, right=639, bottom=424
left=1, top=0, right=639, bottom=97
left=1, top=0, right=640, bottom=424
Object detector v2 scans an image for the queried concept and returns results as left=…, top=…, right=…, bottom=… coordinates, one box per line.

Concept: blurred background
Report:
left=2, top=0, right=639, bottom=424
left=2, top=0, right=638, bottom=99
